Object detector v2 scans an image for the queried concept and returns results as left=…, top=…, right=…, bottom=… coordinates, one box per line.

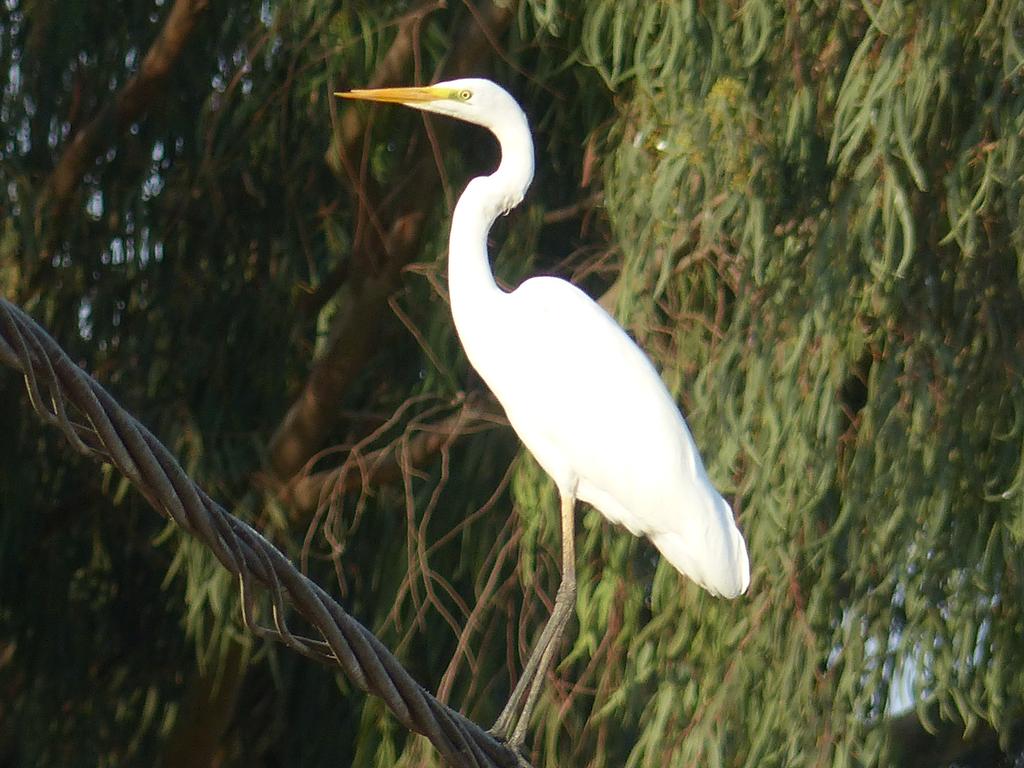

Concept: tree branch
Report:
left=41, top=0, right=209, bottom=215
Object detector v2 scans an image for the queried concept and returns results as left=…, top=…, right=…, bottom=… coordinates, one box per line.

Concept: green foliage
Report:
left=1, top=0, right=1022, bottom=767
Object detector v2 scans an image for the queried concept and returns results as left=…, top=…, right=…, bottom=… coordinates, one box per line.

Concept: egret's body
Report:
left=458, top=274, right=745, bottom=594
left=339, top=78, right=750, bottom=747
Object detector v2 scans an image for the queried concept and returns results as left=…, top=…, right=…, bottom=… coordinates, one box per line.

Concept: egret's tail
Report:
left=650, top=522, right=750, bottom=598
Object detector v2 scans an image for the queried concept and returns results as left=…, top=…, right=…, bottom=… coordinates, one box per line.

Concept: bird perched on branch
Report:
left=337, top=78, right=750, bottom=750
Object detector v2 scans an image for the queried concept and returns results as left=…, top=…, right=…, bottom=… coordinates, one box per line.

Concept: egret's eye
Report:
left=457, top=89, right=472, bottom=101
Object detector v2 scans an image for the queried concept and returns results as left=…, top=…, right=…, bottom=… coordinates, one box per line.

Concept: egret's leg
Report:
left=491, top=490, right=577, bottom=746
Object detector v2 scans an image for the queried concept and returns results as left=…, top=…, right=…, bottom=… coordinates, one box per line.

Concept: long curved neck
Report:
left=448, top=107, right=534, bottom=334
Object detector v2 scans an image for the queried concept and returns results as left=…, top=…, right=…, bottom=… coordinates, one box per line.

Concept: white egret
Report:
left=337, top=78, right=750, bottom=748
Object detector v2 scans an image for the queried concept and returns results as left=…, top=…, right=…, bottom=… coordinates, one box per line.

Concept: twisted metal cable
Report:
left=0, top=296, right=522, bottom=768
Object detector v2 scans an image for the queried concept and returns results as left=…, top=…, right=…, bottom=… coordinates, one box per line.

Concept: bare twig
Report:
left=277, top=393, right=505, bottom=515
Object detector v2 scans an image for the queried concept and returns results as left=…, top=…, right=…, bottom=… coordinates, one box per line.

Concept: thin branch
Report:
left=541, top=192, right=605, bottom=226
left=277, top=393, right=504, bottom=516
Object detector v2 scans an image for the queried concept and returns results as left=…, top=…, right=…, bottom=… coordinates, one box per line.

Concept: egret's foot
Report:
left=488, top=723, right=532, bottom=768
left=489, top=712, right=517, bottom=745
left=489, top=677, right=532, bottom=749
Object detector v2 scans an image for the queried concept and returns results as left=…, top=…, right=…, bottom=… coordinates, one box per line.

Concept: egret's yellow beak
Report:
left=334, top=86, right=444, bottom=104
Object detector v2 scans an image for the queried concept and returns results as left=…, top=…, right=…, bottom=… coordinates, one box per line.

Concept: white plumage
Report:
left=465, top=274, right=748, bottom=596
